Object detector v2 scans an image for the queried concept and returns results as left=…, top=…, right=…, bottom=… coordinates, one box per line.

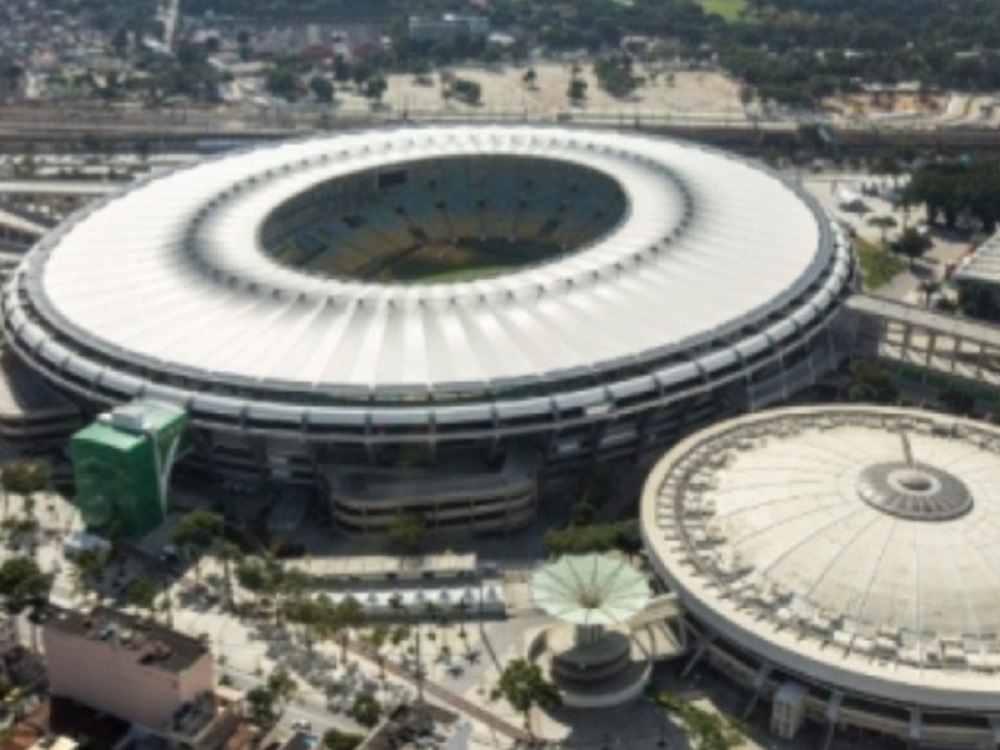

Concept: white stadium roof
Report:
left=11, top=126, right=843, bottom=404
left=642, top=405, right=1000, bottom=712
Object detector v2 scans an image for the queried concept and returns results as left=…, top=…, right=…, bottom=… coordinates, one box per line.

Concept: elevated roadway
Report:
left=1, top=103, right=1000, bottom=155
left=0, top=206, right=46, bottom=239
left=0, top=180, right=120, bottom=197
left=847, top=293, right=1000, bottom=395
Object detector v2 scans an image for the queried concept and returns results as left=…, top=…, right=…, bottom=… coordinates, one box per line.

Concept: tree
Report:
left=69, top=547, right=107, bottom=601
left=112, top=27, right=129, bottom=58
left=364, top=76, right=387, bottom=103
left=267, top=667, right=298, bottom=708
left=448, top=77, right=481, bottom=106
left=567, top=77, right=588, bottom=103
left=217, top=540, right=243, bottom=610
left=171, top=509, right=222, bottom=578
left=388, top=513, right=426, bottom=552
left=332, top=54, right=352, bottom=83
left=919, top=279, right=942, bottom=307
left=0, top=557, right=51, bottom=617
left=236, top=555, right=281, bottom=611
left=309, top=76, right=334, bottom=103
left=125, top=575, right=161, bottom=618
left=866, top=215, right=898, bottom=247
left=892, top=228, right=933, bottom=268
left=491, top=659, right=561, bottom=733
left=323, top=728, right=363, bottom=750
left=847, top=360, right=898, bottom=404
left=335, top=596, right=365, bottom=664
left=349, top=692, right=382, bottom=728
left=653, top=692, right=744, bottom=750
left=266, top=66, right=301, bottom=101
left=1, top=460, right=51, bottom=518
left=367, top=624, right=390, bottom=679
left=246, top=685, right=278, bottom=725
left=593, top=55, right=637, bottom=98
left=237, top=30, right=252, bottom=61
left=545, top=520, right=641, bottom=556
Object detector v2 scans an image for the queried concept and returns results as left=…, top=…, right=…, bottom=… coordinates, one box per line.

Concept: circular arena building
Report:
left=2, top=126, right=854, bottom=535
left=641, top=405, right=1000, bottom=748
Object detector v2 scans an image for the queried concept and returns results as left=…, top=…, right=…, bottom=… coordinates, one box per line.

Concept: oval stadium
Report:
left=1, top=125, right=855, bottom=535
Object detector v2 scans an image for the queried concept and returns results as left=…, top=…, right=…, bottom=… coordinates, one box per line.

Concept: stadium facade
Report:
left=642, top=406, right=1000, bottom=748
left=2, top=126, right=855, bottom=535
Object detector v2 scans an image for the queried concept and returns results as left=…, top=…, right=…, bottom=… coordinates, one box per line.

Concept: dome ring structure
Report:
left=4, top=126, right=854, bottom=536
left=642, top=405, right=1000, bottom=744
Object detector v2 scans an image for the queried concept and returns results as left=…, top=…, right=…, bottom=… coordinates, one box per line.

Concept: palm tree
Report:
left=919, top=279, right=942, bottom=307
left=171, top=509, right=223, bottom=581
left=286, top=596, right=324, bottom=652
left=454, top=599, right=470, bottom=639
left=368, top=624, right=390, bottom=680
left=492, top=659, right=561, bottom=737
left=124, top=575, right=161, bottom=621
left=215, top=540, right=243, bottom=610
left=335, top=596, right=365, bottom=664
left=267, top=667, right=298, bottom=714
left=279, top=568, right=312, bottom=625
left=867, top=215, right=898, bottom=248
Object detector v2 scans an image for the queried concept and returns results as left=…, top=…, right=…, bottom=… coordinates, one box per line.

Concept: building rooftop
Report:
left=641, top=405, right=1000, bottom=712
left=71, top=421, right=144, bottom=452
left=43, top=606, right=209, bottom=675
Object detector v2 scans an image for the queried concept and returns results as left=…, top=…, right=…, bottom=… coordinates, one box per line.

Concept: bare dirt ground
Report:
left=823, top=92, right=948, bottom=119
left=334, top=62, right=747, bottom=118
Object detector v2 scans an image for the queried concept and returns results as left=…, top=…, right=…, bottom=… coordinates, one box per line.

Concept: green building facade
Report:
left=70, top=401, right=186, bottom=537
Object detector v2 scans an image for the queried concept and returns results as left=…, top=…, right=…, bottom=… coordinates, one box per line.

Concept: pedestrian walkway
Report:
left=347, top=641, right=534, bottom=745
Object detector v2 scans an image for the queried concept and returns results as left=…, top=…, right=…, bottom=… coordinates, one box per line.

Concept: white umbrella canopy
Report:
left=530, top=554, right=650, bottom=627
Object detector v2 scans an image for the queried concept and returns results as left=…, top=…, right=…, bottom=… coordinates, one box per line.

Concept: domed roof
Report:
left=641, top=406, right=1000, bottom=710
left=531, top=554, right=650, bottom=627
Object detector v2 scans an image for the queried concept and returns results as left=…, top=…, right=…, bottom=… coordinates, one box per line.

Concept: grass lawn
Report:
left=855, top=237, right=908, bottom=290
left=695, top=0, right=749, bottom=22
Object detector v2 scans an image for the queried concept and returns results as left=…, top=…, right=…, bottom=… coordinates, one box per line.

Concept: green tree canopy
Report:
left=246, top=685, right=277, bottom=725
left=0, top=557, right=52, bottom=616
left=267, top=667, right=298, bottom=706
left=171, top=509, right=222, bottom=558
left=388, top=513, right=426, bottom=552
left=309, top=75, right=334, bottom=102
left=891, top=228, right=933, bottom=266
left=653, top=692, right=744, bottom=750
left=1, top=460, right=51, bottom=496
left=125, top=575, right=161, bottom=616
left=323, top=728, right=363, bottom=750
left=349, top=692, right=382, bottom=728
left=491, top=658, right=561, bottom=730
left=847, top=360, right=898, bottom=404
